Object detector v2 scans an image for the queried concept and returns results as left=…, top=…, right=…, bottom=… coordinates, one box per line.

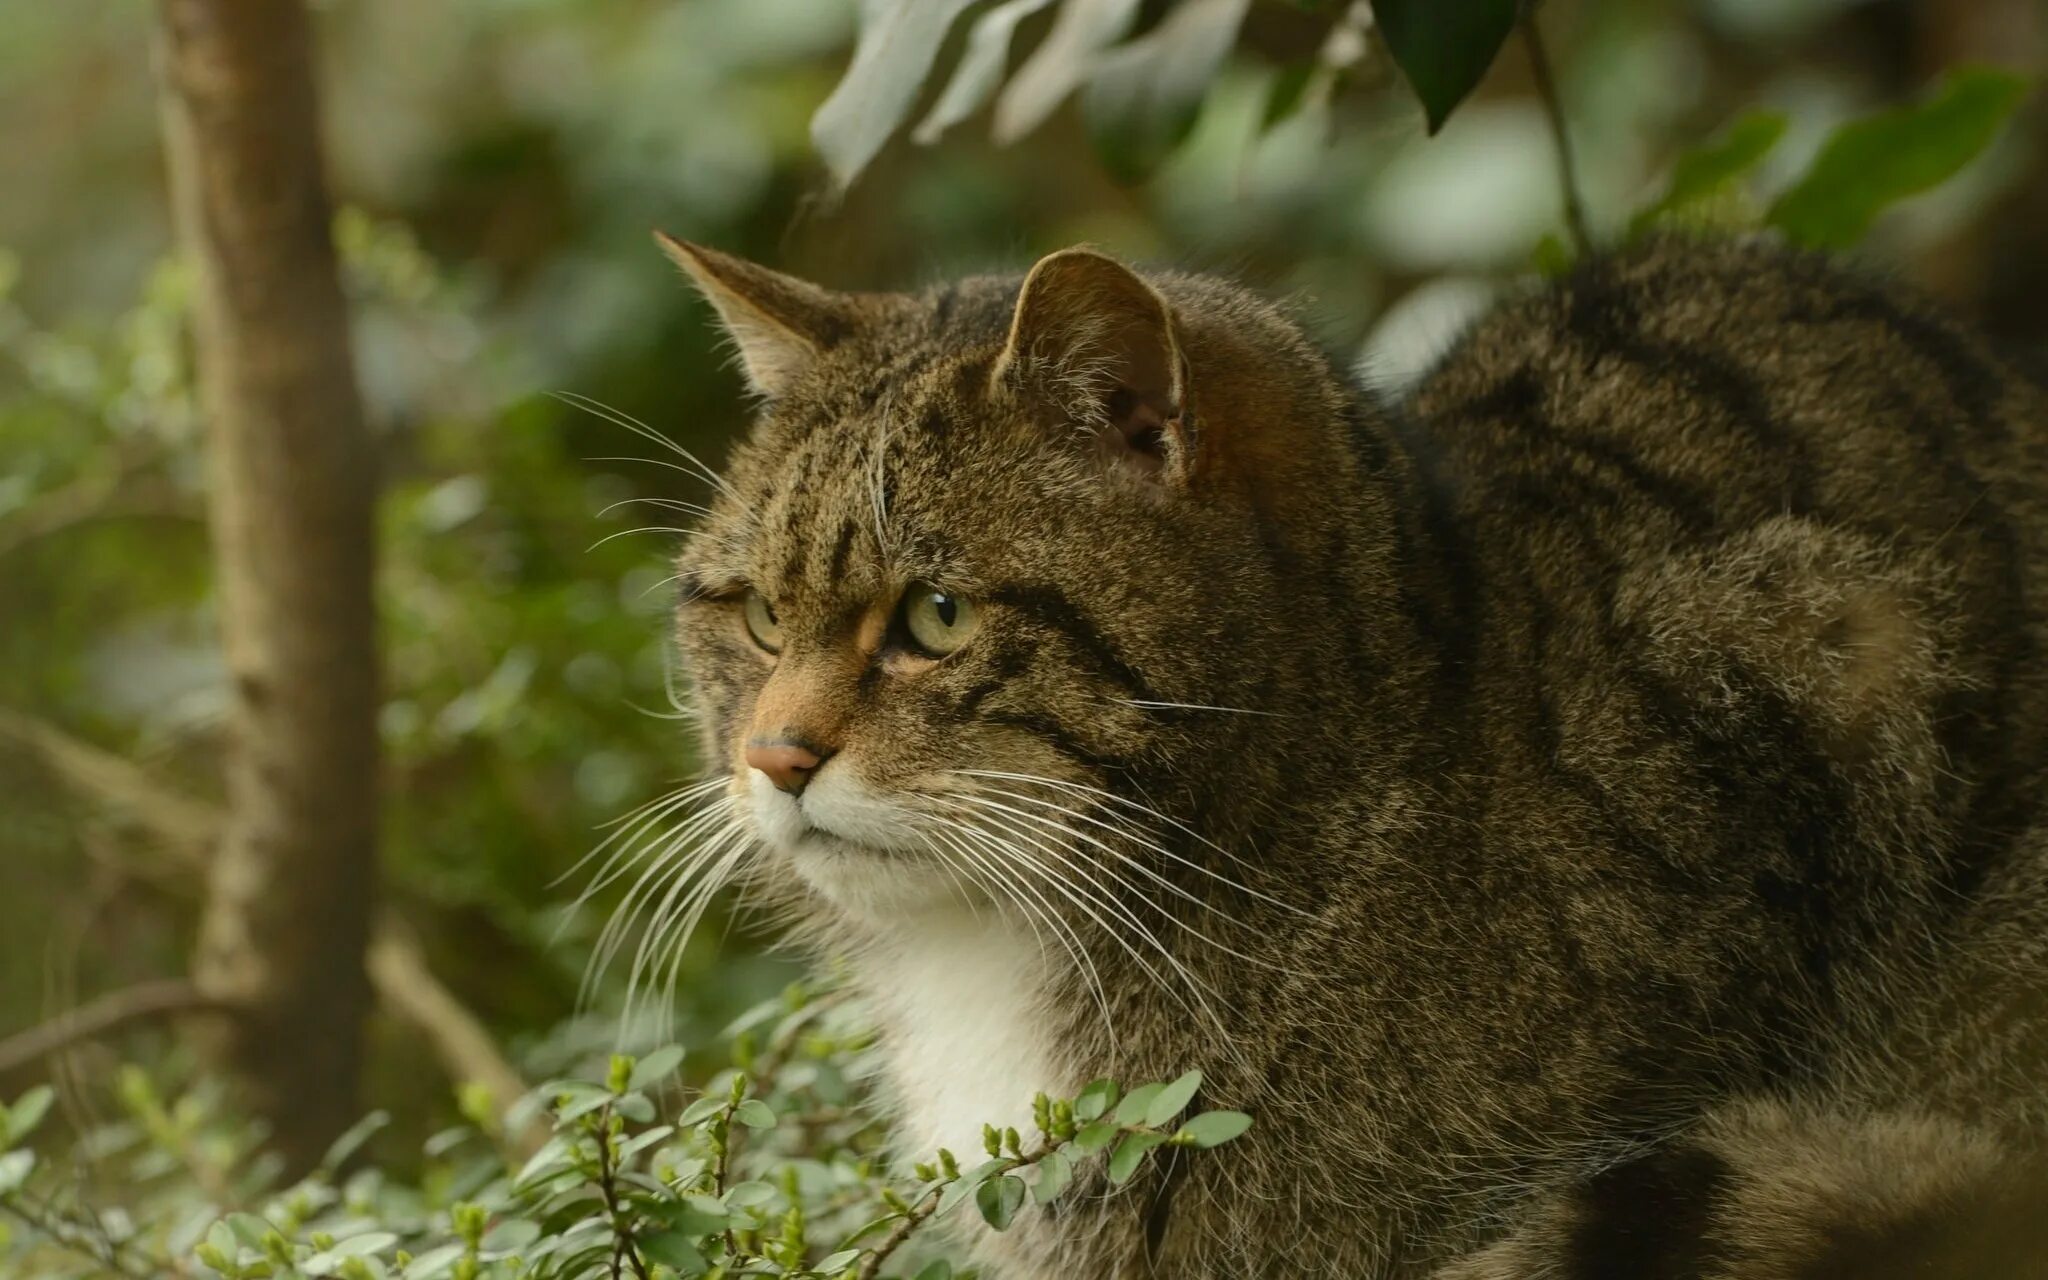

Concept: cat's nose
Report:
left=745, top=740, right=827, bottom=795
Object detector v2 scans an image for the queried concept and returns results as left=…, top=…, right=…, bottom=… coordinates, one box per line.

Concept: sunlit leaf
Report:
left=1768, top=67, right=2029, bottom=250
left=1375, top=0, right=1518, bottom=133
left=1084, top=0, right=1251, bottom=181
left=1629, top=111, right=1787, bottom=238
left=914, top=0, right=1058, bottom=145
left=813, top=0, right=984, bottom=189
left=994, top=0, right=1145, bottom=144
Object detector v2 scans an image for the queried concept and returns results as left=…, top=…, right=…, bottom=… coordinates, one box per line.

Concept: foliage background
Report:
left=0, top=0, right=2043, bottom=1244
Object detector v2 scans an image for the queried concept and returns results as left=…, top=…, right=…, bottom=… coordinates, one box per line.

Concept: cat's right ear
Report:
left=994, top=247, right=1193, bottom=485
left=656, top=234, right=850, bottom=398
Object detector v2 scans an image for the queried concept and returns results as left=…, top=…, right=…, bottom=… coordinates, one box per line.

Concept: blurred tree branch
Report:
left=0, top=708, right=545, bottom=1156
left=156, top=0, right=380, bottom=1174
left=0, top=980, right=225, bottom=1077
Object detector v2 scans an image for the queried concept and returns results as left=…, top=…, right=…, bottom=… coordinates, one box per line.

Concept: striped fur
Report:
left=663, top=236, right=2048, bottom=1277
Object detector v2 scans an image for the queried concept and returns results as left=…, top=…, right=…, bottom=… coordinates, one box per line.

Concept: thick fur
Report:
left=667, top=237, right=2048, bottom=1277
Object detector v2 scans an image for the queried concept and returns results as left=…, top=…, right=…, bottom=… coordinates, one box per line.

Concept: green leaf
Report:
left=678, top=1095, right=725, bottom=1126
left=0, top=1150, right=36, bottom=1196
left=1768, top=67, right=2030, bottom=250
left=639, top=1229, right=709, bottom=1275
left=914, top=0, right=1057, bottom=145
left=627, top=1045, right=686, bottom=1092
left=1112, top=1083, right=1164, bottom=1126
left=617, top=1124, right=676, bottom=1160
left=975, top=1174, right=1028, bottom=1231
left=936, top=1158, right=1011, bottom=1214
left=1374, top=0, right=1518, bottom=133
left=995, top=0, right=1147, bottom=145
left=1145, top=1070, right=1202, bottom=1127
left=1107, top=1131, right=1168, bottom=1184
left=1177, top=1110, right=1254, bottom=1148
left=5, top=1087, right=54, bottom=1145
left=1082, top=0, right=1251, bottom=182
left=226, top=1213, right=274, bottom=1247
left=812, top=0, right=984, bottom=189
left=733, top=1098, right=777, bottom=1129
left=913, top=1262, right=955, bottom=1280
left=333, top=1232, right=399, bottom=1257
left=513, top=1135, right=575, bottom=1190
left=724, top=1179, right=777, bottom=1208
left=1032, top=1149, right=1072, bottom=1204
left=1261, top=64, right=1316, bottom=133
left=1072, top=1079, right=1119, bottom=1122
left=817, top=1249, right=862, bottom=1271
left=649, top=1194, right=729, bottom=1236
left=1071, top=1121, right=1120, bottom=1154
left=1530, top=231, right=1575, bottom=278
left=480, top=1219, right=541, bottom=1252
left=1630, top=111, right=1787, bottom=238
left=401, top=1244, right=466, bottom=1279
left=614, top=1091, right=657, bottom=1124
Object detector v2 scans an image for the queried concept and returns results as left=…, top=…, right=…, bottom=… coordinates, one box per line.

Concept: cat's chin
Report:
left=776, top=832, right=960, bottom=921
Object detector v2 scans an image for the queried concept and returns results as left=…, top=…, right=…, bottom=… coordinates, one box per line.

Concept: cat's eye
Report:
left=742, top=590, right=783, bottom=654
left=900, top=584, right=979, bottom=657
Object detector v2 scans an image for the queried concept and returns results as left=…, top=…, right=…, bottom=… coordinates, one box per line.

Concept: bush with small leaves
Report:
left=0, top=983, right=1251, bottom=1278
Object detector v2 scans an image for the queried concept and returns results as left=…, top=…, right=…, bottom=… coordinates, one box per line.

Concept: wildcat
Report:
left=657, top=231, right=2048, bottom=1277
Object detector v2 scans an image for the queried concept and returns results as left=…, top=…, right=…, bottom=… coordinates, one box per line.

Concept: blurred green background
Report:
left=2, top=0, right=2042, bottom=1156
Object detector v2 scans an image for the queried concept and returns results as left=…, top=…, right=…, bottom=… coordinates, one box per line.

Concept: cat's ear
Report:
left=995, top=247, right=1192, bottom=483
left=656, top=233, right=850, bottom=398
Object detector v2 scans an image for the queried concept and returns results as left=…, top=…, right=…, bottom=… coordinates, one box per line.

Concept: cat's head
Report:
left=663, top=239, right=1386, bottom=923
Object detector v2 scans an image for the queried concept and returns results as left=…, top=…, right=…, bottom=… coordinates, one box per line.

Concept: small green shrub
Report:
left=0, top=983, right=1250, bottom=1279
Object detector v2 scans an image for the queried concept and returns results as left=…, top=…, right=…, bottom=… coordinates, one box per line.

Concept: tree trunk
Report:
left=156, top=0, right=378, bottom=1173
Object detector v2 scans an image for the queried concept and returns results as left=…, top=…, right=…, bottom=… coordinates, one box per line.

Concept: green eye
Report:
left=901, top=584, right=979, bottom=657
left=742, top=590, right=783, bottom=654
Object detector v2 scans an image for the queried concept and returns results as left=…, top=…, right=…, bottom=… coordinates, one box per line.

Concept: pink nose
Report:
left=745, top=741, right=824, bottom=795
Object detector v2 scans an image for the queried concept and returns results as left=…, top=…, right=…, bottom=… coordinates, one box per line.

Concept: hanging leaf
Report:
left=994, top=0, right=1145, bottom=144
left=914, top=0, right=1058, bottom=145
left=974, top=1173, right=1028, bottom=1230
left=1629, top=111, right=1787, bottom=239
left=1083, top=0, right=1251, bottom=181
left=813, top=0, right=983, bottom=189
left=1374, top=0, right=1518, bottom=133
left=1261, top=63, right=1317, bottom=133
left=1767, top=67, right=2029, bottom=250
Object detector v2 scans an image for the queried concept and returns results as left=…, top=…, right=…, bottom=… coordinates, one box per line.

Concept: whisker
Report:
left=1118, top=698, right=1284, bottom=717
left=933, top=798, right=1224, bottom=1037
left=550, top=390, right=739, bottom=501
left=954, top=768, right=1310, bottom=912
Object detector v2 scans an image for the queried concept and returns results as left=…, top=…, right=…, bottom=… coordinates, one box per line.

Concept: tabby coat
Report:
left=661, top=233, right=2048, bottom=1278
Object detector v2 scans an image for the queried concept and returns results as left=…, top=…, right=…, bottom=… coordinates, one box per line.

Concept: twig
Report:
left=0, top=1192, right=163, bottom=1280
left=591, top=1102, right=654, bottom=1280
left=0, top=706, right=543, bottom=1155
left=0, top=980, right=229, bottom=1076
left=1521, top=6, right=1591, bottom=255
left=366, top=918, right=549, bottom=1158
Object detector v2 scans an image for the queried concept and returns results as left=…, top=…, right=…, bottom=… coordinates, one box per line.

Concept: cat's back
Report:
left=1402, top=236, right=2048, bottom=1103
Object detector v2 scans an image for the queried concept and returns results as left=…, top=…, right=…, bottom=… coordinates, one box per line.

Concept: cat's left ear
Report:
left=995, top=247, right=1194, bottom=484
left=656, top=233, right=851, bottom=398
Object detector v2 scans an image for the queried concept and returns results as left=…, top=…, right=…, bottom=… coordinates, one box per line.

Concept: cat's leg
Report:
left=1436, top=1098, right=2048, bottom=1280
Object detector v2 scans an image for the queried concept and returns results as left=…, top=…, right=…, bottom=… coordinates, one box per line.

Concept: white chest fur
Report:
left=861, top=909, right=1075, bottom=1163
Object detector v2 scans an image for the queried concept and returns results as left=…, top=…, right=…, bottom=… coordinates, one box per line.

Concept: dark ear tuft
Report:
left=995, top=247, right=1194, bottom=484
left=655, top=233, right=851, bottom=398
